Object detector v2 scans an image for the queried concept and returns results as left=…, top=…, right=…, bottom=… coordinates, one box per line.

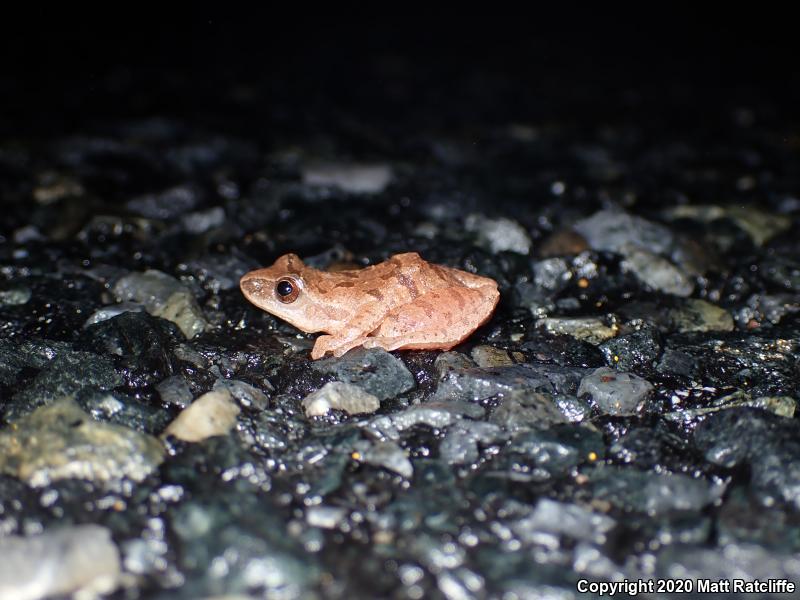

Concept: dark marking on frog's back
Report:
left=366, top=289, right=384, bottom=301
left=397, top=272, right=420, bottom=298
left=450, top=288, right=466, bottom=310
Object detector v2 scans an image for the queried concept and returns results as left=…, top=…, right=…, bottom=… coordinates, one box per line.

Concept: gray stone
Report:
left=83, top=301, right=145, bottom=327
left=301, top=162, right=393, bottom=194
left=573, top=208, right=674, bottom=255
left=578, top=367, right=653, bottom=415
left=367, top=401, right=485, bottom=441
left=434, top=362, right=590, bottom=403
left=665, top=204, right=791, bottom=247
left=0, top=524, right=121, bottom=600
left=532, top=257, right=571, bottom=291
left=354, top=440, right=413, bottom=478
left=589, top=466, right=724, bottom=515
left=214, top=378, right=271, bottom=410
left=8, top=350, right=122, bottom=420
left=302, top=381, right=380, bottom=417
left=0, top=286, right=31, bottom=306
left=620, top=245, right=694, bottom=297
left=536, top=316, right=617, bottom=345
left=668, top=298, right=734, bottom=333
left=693, top=408, right=800, bottom=508
left=439, top=421, right=505, bottom=464
left=510, top=498, right=616, bottom=546
left=312, top=347, right=414, bottom=401
left=113, top=269, right=208, bottom=338
left=656, top=542, right=800, bottom=584
left=501, top=425, right=605, bottom=482
left=156, top=374, right=194, bottom=408
left=0, top=398, right=164, bottom=487
left=126, top=184, right=200, bottom=219
left=490, top=391, right=568, bottom=431
left=180, top=205, right=226, bottom=234
left=465, top=213, right=532, bottom=255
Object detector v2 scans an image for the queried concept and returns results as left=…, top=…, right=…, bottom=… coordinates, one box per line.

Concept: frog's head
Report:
left=240, top=254, right=322, bottom=332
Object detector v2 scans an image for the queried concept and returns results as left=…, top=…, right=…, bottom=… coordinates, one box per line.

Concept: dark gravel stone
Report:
left=495, top=424, right=605, bottom=482
left=578, top=367, right=654, bottom=416
left=693, top=408, right=800, bottom=508
left=7, top=349, right=122, bottom=421
left=311, top=347, right=415, bottom=401
left=600, top=326, right=663, bottom=374
left=434, top=362, right=590, bottom=403
left=82, top=311, right=184, bottom=391
left=588, top=466, right=723, bottom=515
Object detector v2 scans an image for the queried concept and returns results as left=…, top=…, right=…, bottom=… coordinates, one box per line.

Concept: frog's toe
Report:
left=331, top=337, right=368, bottom=357
left=311, top=335, right=336, bottom=359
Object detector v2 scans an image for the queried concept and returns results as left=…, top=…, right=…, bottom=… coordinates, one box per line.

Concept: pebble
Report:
left=470, top=345, right=514, bottom=367
left=665, top=204, right=791, bottom=247
left=7, top=350, right=122, bottom=421
left=0, top=286, right=31, bottom=306
left=500, top=425, right=604, bottom=482
left=113, top=269, right=208, bottom=338
left=668, top=299, right=734, bottom=333
left=439, top=420, right=505, bottom=464
left=302, top=381, right=381, bottom=417
left=83, top=301, right=145, bottom=327
left=490, top=391, right=568, bottom=431
left=664, top=391, right=796, bottom=422
left=693, top=408, right=800, bottom=508
left=589, top=466, right=723, bottom=515
left=536, top=316, right=617, bottom=345
left=532, top=257, right=571, bottom=291
left=572, top=209, right=674, bottom=255
left=510, top=498, right=616, bottom=545
left=600, top=326, right=662, bottom=373
left=0, top=524, right=121, bottom=600
left=301, top=162, right=393, bottom=194
left=164, top=389, right=241, bottom=442
left=353, top=440, right=414, bottom=478
left=366, top=401, right=485, bottom=441
left=156, top=374, right=194, bottom=408
left=464, top=214, right=532, bottom=255
left=538, top=229, right=589, bottom=257
left=620, top=245, right=694, bottom=297
left=179, top=205, right=226, bottom=234
left=0, top=398, right=164, bottom=487
left=126, top=184, right=201, bottom=219
left=312, top=347, right=415, bottom=401
left=433, top=362, right=583, bottom=403
left=733, top=293, right=800, bottom=328
left=306, top=505, right=348, bottom=529
left=213, top=378, right=271, bottom=410
left=578, top=367, right=653, bottom=415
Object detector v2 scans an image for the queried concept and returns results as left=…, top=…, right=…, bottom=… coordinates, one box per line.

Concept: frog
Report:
left=240, top=252, right=500, bottom=359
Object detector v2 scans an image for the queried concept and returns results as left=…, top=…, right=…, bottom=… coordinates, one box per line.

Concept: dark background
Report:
left=2, top=10, right=797, bottom=140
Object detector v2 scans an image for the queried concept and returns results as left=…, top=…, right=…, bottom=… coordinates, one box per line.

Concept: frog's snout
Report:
left=240, top=274, right=268, bottom=297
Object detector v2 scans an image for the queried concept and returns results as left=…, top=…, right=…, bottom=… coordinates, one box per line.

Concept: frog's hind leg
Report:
left=364, top=285, right=498, bottom=352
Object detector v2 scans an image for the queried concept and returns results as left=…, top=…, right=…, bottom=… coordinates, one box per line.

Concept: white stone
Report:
left=164, top=389, right=240, bottom=442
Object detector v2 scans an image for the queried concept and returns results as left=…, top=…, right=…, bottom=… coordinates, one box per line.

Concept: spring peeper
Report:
left=240, top=252, right=500, bottom=359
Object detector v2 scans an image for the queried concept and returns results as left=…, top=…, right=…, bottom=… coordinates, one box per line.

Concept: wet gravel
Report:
left=1, top=18, right=800, bottom=600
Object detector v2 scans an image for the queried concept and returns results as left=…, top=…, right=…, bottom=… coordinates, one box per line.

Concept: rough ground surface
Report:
left=1, top=18, right=799, bottom=600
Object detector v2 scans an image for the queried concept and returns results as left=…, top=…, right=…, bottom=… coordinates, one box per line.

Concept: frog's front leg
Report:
left=311, top=332, right=370, bottom=359
left=310, top=304, right=389, bottom=359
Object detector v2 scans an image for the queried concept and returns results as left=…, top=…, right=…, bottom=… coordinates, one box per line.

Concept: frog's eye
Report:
left=275, top=277, right=300, bottom=303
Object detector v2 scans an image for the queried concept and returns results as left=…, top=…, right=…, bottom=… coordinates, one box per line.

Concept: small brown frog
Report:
left=240, top=252, right=499, bottom=359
